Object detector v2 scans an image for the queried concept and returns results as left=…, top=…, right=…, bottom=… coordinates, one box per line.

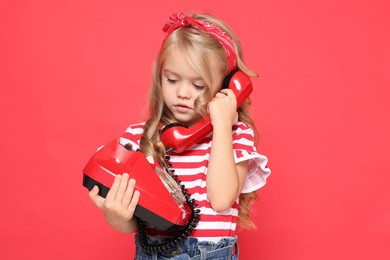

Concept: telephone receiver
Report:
left=161, top=70, right=253, bottom=153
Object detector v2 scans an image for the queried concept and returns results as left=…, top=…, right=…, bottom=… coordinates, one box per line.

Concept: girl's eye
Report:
left=193, top=83, right=205, bottom=90
left=167, top=78, right=177, bottom=84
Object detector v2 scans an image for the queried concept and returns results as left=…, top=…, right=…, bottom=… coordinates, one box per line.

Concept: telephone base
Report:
left=82, top=174, right=181, bottom=231
left=83, top=173, right=110, bottom=197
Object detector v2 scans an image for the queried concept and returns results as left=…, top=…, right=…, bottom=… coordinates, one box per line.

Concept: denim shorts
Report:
left=134, top=234, right=239, bottom=260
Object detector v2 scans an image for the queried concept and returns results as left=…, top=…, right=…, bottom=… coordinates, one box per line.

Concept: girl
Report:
left=89, top=12, right=270, bottom=259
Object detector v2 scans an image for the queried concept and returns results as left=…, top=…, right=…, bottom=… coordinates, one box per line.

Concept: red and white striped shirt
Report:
left=120, top=121, right=270, bottom=242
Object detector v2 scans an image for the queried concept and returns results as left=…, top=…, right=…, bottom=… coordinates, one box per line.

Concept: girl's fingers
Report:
left=128, top=190, right=140, bottom=212
left=220, top=88, right=234, bottom=96
left=105, top=174, right=121, bottom=202
left=220, top=89, right=237, bottom=102
left=215, top=92, right=227, bottom=98
left=89, top=186, right=105, bottom=209
left=116, top=173, right=130, bottom=203
left=122, top=178, right=136, bottom=206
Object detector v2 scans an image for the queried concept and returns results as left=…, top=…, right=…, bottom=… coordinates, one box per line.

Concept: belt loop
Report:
left=152, top=252, right=158, bottom=260
left=227, top=244, right=234, bottom=260
left=199, top=245, right=207, bottom=260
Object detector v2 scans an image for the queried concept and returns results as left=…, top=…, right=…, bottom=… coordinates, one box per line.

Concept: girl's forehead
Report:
left=162, top=48, right=202, bottom=79
left=161, top=43, right=225, bottom=92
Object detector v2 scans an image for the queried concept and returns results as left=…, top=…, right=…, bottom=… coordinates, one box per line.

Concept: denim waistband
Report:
left=135, top=234, right=238, bottom=259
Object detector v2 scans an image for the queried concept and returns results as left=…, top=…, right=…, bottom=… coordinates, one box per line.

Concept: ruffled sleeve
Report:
left=232, top=122, right=271, bottom=193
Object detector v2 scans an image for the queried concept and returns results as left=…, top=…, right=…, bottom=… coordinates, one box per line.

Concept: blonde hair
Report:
left=140, top=13, right=259, bottom=229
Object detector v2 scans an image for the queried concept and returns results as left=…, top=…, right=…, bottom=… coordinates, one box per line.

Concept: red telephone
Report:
left=161, top=70, right=253, bottom=153
left=82, top=139, right=195, bottom=231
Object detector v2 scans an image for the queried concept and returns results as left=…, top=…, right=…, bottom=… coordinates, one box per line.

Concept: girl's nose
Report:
left=177, top=83, right=191, bottom=99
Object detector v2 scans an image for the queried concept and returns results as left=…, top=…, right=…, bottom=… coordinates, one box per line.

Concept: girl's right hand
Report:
left=89, top=173, right=140, bottom=233
left=208, top=88, right=238, bottom=128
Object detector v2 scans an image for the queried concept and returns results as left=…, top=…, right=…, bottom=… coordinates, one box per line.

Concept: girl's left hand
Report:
left=89, top=173, right=140, bottom=233
left=208, top=88, right=238, bottom=128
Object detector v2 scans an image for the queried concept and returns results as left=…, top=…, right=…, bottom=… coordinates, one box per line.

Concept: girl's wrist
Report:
left=106, top=217, right=136, bottom=233
left=105, top=215, right=129, bottom=227
left=212, top=120, right=233, bottom=131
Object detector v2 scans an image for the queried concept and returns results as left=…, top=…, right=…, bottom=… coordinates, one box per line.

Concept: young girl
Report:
left=89, top=12, right=270, bottom=259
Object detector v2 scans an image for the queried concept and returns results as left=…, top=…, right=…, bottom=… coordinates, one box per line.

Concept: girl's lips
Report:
left=174, top=104, right=191, bottom=113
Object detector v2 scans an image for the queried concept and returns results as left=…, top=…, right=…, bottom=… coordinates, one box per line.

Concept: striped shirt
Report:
left=120, top=121, right=271, bottom=242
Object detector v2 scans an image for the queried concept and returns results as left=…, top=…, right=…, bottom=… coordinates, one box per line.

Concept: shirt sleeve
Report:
left=118, top=122, right=145, bottom=150
left=232, top=122, right=271, bottom=193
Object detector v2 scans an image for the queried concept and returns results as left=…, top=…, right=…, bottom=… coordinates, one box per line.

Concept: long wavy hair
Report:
left=140, top=13, right=260, bottom=229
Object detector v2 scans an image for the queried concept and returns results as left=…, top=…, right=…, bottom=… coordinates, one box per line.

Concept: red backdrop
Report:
left=1, top=1, right=389, bottom=259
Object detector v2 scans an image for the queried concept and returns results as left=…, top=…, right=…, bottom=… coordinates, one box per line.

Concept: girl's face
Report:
left=161, top=48, right=224, bottom=126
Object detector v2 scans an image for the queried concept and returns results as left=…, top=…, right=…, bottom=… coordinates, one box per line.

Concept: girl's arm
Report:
left=89, top=173, right=140, bottom=233
left=206, top=89, right=249, bottom=212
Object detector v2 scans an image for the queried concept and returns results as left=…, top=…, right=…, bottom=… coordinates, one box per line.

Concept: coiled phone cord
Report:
left=136, top=151, right=201, bottom=255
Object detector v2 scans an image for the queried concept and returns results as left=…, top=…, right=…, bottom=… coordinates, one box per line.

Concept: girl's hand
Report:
left=89, top=173, right=140, bottom=232
left=208, top=88, right=238, bottom=128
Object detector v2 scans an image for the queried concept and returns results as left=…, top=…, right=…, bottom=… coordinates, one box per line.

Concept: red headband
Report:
left=162, top=12, right=237, bottom=73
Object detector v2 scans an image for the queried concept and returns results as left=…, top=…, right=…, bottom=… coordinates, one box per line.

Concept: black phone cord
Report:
left=136, top=153, right=200, bottom=255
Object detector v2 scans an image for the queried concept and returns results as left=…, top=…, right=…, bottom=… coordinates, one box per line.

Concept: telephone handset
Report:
left=161, top=70, right=253, bottom=153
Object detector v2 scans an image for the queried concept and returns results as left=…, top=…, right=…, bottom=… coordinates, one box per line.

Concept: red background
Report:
left=1, top=0, right=389, bottom=259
